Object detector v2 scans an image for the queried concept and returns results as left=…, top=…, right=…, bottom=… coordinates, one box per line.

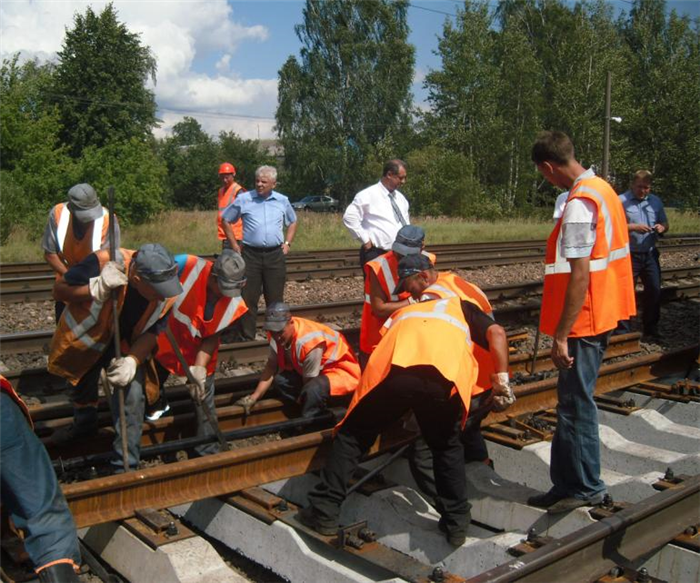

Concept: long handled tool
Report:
left=165, top=327, right=230, bottom=451
left=108, top=186, right=131, bottom=472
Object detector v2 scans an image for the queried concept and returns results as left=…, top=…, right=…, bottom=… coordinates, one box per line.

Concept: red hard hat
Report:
left=219, top=162, right=236, bottom=175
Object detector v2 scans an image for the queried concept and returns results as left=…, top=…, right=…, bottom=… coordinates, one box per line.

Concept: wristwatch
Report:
left=284, top=240, right=291, bottom=247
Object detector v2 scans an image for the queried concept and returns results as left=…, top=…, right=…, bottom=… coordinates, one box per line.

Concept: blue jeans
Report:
left=110, top=365, right=146, bottom=472
left=1, top=393, right=81, bottom=569
left=550, top=333, right=610, bottom=501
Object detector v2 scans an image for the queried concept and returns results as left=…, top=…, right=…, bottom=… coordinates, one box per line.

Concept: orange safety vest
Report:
left=360, top=249, right=437, bottom=355
left=156, top=255, right=248, bottom=376
left=52, top=203, right=111, bottom=270
left=540, top=176, right=636, bottom=337
left=217, top=183, right=244, bottom=241
left=48, top=249, right=177, bottom=390
left=420, top=272, right=494, bottom=392
left=271, top=318, right=360, bottom=396
left=1, top=375, right=32, bottom=427
left=343, top=297, right=479, bottom=429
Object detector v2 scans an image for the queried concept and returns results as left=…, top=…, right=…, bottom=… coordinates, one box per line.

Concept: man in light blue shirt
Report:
left=222, top=166, right=297, bottom=340
left=618, top=170, right=669, bottom=339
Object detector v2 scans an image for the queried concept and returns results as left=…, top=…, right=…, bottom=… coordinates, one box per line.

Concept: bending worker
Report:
left=236, top=302, right=360, bottom=419
left=42, top=183, right=120, bottom=321
left=394, top=254, right=514, bottom=500
left=49, top=243, right=182, bottom=472
left=1, top=375, right=81, bottom=583
left=299, top=295, right=510, bottom=547
left=155, top=250, right=248, bottom=455
left=360, top=224, right=435, bottom=367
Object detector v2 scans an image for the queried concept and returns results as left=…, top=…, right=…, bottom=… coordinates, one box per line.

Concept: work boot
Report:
left=48, top=422, right=98, bottom=446
left=438, top=515, right=469, bottom=547
left=527, top=490, right=564, bottom=509
left=37, top=562, right=80, bottom=583
left=296, top=505, right=338, bottom=536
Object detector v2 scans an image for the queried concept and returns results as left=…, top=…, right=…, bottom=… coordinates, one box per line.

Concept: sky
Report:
left=1, top=0, right=698, bottom=141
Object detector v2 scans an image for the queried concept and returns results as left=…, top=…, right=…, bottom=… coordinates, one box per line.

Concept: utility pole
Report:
left=602, top=71, right=612, bottom=179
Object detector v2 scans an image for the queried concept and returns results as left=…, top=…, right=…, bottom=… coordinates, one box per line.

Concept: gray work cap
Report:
left=67, top=183, right=102, bottom=223
left=392, top=225, right=425, bottom=256
left=263, top=302, right=292, bottom=332
left=133, top=243, right=182, bottom=299
left=212, top=250, right=246, bottom=298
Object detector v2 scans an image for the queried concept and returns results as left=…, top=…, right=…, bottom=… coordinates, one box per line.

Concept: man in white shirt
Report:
left=342, top=159, right=410, bottom=268
left=552, top=190, right=569, bottom=222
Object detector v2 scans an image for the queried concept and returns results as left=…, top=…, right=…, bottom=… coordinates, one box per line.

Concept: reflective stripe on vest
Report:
left=385, top=299, right=472, bottom=346
left=376, top=255, right=399, bottom=302
left=56, top=206, right=106, bottom=254
left=296, top=329, right=341, bottom=365
left=171, top=258, right=208, bottom=339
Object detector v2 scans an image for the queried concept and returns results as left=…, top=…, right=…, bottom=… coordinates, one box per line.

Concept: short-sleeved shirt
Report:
left=558, top=169, right=598, bottom=259
left=619, top=191, right=668, bottom=253
left=63, top=255, right=168, bottom=340
left=41, top=207, right=120, bottom=254
left=269, top=343, right=323, bottom=378
left=222, top=190, right=297, bottom=248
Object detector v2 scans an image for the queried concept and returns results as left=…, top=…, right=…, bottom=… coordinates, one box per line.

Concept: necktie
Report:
left=389, top=193, right=407, bottom=226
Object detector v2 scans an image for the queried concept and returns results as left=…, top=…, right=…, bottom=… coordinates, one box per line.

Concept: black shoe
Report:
left=438, top=515, right=469, bottom=547
left=527, top=490, right=564, bottom=509
left=38, top=562, right=80, bottom=583
left=48, top=423, right=97, bottom=446
left=296, top=506, right=338, bottom=536
left=546, top=496, right=590, bottom=514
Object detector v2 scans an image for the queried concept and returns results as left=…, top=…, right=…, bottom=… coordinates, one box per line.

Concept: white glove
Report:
left=106, top=355, right=138, bottom=387
left=187, top=365, right=208, bottom=403
left=89, top=261, right=128, bottom=302
left=235, top=394, right=256, bottom=416
left=491, top=372, right=516, bottom=412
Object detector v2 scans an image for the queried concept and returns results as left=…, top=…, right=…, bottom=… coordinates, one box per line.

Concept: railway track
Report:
left=1, top=236, right=698, bottom=303
left=52, top=344, right=699, bottom=583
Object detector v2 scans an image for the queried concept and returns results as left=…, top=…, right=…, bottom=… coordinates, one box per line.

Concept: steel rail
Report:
left=59, top=345, right=696, bottom=529
left=466, top=474, right=700, bottom=583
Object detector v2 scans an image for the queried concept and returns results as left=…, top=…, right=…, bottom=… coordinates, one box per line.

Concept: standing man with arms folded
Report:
left=48, top=244, right=182, bottom=472
left=343, top=159, right=410, bottom=268
left=528, top=131, right=635, bottom=514
left=222, top=166, right=297, bottom=341
left=42, top=183, right=120, bottom=322
left=217, top=162, right=245, bottom=250
left=617, top=170, right=669, bottom=340
left=154, top=250, right=248, bottom=454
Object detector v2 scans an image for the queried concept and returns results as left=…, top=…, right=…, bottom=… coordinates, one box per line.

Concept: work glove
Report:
left=491, top=372, right=516, bottom=412
left=235, top=394, right=256, bottom=416
left=106, top=355, right=138, bottom=387
left=89, top=261, right=128, bottom=302
left=187, top=365, right=208, bottom=404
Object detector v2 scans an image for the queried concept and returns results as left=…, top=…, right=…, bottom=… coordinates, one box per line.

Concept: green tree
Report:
left=276, top=0, right=415, bottom=204
left=52, top=3, right=157, bottom=157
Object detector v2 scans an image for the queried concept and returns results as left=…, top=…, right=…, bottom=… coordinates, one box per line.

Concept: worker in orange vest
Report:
left=42, top=183, right=120, bottom=321
left=235, top=302, right=360, bottom=419
left=299, top=295, right=510, bottom=547
left=153, top=250, right=248, bottom=455
left=48, top=244, right=182, bottom=472
left=528, top=131, right=635, bottom=514
left=359, top=224, right=435, bottom=368
left=392, top=254, right=515, bottom=505
left=217, top=162, right=245, bottom=250
left=1, top=376, right=80, bottom=582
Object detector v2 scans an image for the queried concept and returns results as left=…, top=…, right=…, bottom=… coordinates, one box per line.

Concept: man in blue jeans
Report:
left=528, top=132, right=635, bottom=514
left=617, top=170, right=669, bottom=340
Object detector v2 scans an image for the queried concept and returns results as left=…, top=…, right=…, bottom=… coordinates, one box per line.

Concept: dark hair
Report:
left=531, top=131, right=575, bottom=165
left=383, top=159, right=407, bottom=177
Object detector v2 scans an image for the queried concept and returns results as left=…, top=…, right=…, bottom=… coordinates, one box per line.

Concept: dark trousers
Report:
left=359, top=245, right=389, bottom=271
left=307, top=365, right=470, bottom=537
left=617, top=249, right=662, bottom=335
left=239, top=246, right=286, bottom=340
left=1, top=393, right=81, bottom=569
left=274, top=370, right=349, bottom=418
left=408, top=389, right=491, bottom=508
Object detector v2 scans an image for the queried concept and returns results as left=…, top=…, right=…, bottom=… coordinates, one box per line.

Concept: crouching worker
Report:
left=298, top=295, right=510, bottom=547
left=236, top=302, right=360, bottom=419
left=48, top=244, right=182, bottom=472
left=1, top=376, right=81, bottom=582
left=154, top=250, right=248, bottom=455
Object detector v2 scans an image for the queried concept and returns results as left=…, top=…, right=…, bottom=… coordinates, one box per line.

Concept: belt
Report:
left=243, top=244, right=282, bottom=253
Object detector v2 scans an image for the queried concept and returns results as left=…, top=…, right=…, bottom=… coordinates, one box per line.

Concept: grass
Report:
left=2, top=208, right=698, bottom=263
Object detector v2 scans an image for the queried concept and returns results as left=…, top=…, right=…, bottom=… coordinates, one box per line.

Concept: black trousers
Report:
left=359, top=245, right=389, bottom=272
left=307, top=365, right=470, bottom=537
left=408, top=389, right=492, bottom=508
left=238, top=246, right=286, bottom=340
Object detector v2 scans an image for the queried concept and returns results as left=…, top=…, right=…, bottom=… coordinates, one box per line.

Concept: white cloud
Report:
left=0, top=0, right=277, bottom=139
